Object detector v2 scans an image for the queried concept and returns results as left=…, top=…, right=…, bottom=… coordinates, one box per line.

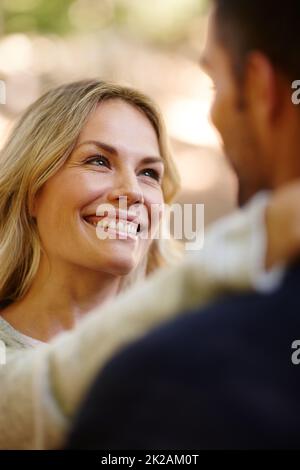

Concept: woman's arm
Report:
left=265, top=181, right=300, bottom=269
left=0, top=188, right=296, bottom=450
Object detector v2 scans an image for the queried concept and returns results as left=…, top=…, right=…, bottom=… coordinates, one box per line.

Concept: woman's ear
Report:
left=29, top=188, right=41, bottom=219
left=29, top=204, right=37, bottom=220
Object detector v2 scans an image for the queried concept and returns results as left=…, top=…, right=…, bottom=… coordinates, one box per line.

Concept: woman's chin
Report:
left=101, top=254, right=139, bottom=276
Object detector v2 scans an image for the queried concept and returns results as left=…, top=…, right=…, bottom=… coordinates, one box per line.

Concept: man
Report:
left=66, top=0, right=300, bottom=449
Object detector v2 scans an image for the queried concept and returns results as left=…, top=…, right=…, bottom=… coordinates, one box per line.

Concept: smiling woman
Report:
left=0, top=79, right=184, bottom=448
left=0, top=80, right=181, bottom=340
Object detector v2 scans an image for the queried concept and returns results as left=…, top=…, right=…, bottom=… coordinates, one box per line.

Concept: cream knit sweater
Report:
left=0, top=193, right=284, bottom=450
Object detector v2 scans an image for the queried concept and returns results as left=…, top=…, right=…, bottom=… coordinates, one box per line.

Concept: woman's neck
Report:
left=0, top=257, right=121, bottom=342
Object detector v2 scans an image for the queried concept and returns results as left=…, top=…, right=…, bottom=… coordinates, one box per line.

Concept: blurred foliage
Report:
left=0, top=0, right=74, bottom=34
left=0, top=0, right=208, bottom=43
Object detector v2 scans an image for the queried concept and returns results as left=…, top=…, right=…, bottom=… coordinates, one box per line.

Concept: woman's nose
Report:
left=107, top=176, right=144, bottom=207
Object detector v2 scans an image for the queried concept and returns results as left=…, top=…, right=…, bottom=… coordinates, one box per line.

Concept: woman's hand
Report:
left=265, top=181, right=300, bottom=269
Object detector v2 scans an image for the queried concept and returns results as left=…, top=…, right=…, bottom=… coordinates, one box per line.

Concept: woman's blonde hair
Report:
left=0, top=79, right=182, bottom=305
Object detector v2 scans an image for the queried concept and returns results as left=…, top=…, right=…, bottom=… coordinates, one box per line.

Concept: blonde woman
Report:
left=0, top=79, right=299, bottom=450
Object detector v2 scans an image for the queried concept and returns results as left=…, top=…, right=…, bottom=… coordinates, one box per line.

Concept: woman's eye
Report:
left=140, top=168, right=161, bottom=182
left=86, top=155, right=111, bottom=168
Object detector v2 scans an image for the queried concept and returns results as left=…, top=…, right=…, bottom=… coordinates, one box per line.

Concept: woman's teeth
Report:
left=85, top=217, right=138, bottom=235
left=100, top=220, right=138, bottom=235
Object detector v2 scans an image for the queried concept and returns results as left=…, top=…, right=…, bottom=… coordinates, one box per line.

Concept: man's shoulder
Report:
left=160, top=260, right=300, bottom=336
left=111, top=262, right=300, bottom=374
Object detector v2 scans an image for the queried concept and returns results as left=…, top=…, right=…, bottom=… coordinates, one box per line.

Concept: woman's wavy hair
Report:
left=0, top=79, right=182, bottom=304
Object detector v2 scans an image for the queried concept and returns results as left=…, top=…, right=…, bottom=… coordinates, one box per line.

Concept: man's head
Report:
left=201, top=0, right=300, bottom=205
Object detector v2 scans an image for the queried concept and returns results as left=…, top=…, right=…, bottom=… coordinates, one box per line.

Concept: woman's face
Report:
left=32, top=99, right=165, bottom=276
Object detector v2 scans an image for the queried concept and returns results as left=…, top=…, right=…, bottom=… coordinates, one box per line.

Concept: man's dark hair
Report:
left=213, top=0, right=300, bottom=82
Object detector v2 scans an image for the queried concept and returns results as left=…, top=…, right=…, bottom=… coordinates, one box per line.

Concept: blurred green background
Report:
left=0, top=0, right=236, bottom=227
left=0, top=0, right=207, bottom=40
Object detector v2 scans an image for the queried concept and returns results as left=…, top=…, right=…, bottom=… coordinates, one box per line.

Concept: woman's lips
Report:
left=83, top=215, right=106, bottom=226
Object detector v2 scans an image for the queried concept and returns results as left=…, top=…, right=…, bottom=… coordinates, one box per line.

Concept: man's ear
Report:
left=245, top=51, right=281, bottom=124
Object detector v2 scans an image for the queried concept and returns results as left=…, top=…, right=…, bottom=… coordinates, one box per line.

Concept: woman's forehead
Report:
left=77, top=100, right=161, bottom=158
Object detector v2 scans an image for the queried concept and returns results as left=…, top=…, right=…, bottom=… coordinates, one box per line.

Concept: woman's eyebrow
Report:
left=75, top=140, right=117, bottom=155
left=75, top=140, right=164, bottom=165
left=140, top=156, right=164, bottom=166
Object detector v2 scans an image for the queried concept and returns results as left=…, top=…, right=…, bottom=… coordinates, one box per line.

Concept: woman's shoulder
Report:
left=0, top=315, right=42, bottom=349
